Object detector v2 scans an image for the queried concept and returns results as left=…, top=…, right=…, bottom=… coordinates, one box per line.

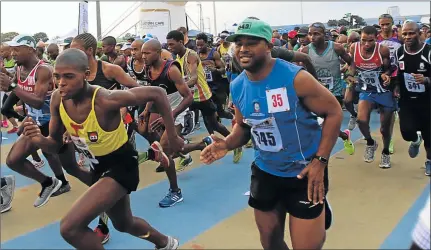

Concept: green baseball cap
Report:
left=226, top=18, right=272, bottom=43
left=6, top=34, right=37, bottom=49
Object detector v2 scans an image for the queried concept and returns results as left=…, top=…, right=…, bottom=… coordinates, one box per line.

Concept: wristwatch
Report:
left=313, top=155, right=329, bottom=165
left=424, top=77, right=431, bottom=86
left=8, top=82, right=17, bottom=91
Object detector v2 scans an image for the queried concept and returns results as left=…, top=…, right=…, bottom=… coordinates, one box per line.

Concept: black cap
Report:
left=297, top=27, right=308, bottom=36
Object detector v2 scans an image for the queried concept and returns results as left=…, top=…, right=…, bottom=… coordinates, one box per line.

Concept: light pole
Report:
left=206, top=17, right=211, bottom=33
left=96, top=1, right=101, bottom=40
left=197, top=2, right=204, bottom=31
left=300, top=1, right=304, bottom=24
left=213, top=1, right=217, bottom=36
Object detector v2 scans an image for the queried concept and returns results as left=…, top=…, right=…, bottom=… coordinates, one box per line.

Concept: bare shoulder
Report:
left=101, top=61, right=122, bottom=77
left=51, top=89, right=62, bottom=107
left=36, top=64, right=53, bottom=77
left=95, top=86, right=111, bottom=99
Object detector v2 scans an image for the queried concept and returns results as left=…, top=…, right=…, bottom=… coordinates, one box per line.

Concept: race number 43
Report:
left=266, top=87, right=290, bottom=113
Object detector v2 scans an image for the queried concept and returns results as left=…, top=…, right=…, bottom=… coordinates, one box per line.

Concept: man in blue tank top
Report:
left=200, top=18, right=343, bottom=250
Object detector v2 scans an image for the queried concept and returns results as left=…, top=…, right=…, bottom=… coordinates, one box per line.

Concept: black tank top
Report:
left=396, top=44, right=430, bottom=104
left=146, top=60, right=180, bottom=95
left=88, top=60, right=120, bottom=90
left=128, top=58, right=149, bottom=86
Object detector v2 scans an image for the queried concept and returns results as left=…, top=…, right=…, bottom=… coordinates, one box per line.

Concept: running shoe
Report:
left=348, top=116, right=357, bottom=131
left=342, top=129, right=355, bottom=155
left=425, top=160, right=430, bottom=176
left=1, top=195, right=11, bottom=213
left=156, top=236, right=179, bottom=250
left=364, top=140, right=378, bottom=163
left=180, top=110, right=195, bottom=136
left=233, top=147, right=243, bottom=163
left=151, top=142, right=169, bottom=168
left=94, top=212, right=110, bottom=244
left=176, top=154, right=193, bottom=172
left=34, top=178, right=62, bottom=208
left=0, top=175, right=15, bottom=213
left=94, top=227, right=110, bottom=245
left=159, top=189, right=183, bottom=208
left=51, top=183, right=71, bottom=197
left=1, top=175, right=16, bottom=198
left=379, top=153, right=391, bottom=169
left=408, top=134, right=422, bottom=158
left=245, top=139, right=253, bottom=148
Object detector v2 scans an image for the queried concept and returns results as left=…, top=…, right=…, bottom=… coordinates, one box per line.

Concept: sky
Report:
left=1, top=1, right=430, bottom=39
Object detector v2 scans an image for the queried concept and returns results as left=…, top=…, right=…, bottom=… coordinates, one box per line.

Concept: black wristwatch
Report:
left=8, top=82, right=17, bottom=92
left=313, top=155, right=329, bottom=165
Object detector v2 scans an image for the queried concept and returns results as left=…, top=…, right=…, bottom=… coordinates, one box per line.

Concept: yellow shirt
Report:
left=59, top=87, right=128, bottom=157
left=218, top=44, right=231, bottom=78
left=176, top=48, right=212, bottom=102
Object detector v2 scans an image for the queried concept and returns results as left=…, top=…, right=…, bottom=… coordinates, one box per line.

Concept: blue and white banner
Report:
left=78, top=1, right=89, bottom=34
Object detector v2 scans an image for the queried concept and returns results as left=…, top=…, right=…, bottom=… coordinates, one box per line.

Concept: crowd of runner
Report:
left=0, top=13, right=430, bottom=250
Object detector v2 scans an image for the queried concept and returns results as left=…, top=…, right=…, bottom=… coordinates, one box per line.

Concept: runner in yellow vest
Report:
left=21, top=48, right=183, bottom=250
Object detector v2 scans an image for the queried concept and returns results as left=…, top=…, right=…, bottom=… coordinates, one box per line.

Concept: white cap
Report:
left=6, top=34, right=37, bottom=49
left=120, top=43, right=132, bottom=51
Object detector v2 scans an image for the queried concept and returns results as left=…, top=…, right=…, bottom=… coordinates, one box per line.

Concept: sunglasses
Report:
left=379, top=14, right=393, bottom=20
left=309, top=23, right=325, bottom=30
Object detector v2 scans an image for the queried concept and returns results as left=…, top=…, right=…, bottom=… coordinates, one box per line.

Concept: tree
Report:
left=327, top=19, right=338, bottom=27
left=1, top=32, right=19, bottom=42
left=33, top=32, right=49, bottom=42
left=338, top=19, right=350, bottom=27
left=352, top=15, right=367, bottom=28
left=122, top=33, right=133, bottom=41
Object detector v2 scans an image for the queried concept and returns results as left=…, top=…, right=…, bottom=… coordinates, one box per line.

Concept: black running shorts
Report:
left=190, top=99, right=217, bottom=117
left=248, top=162, right=329, bottom=220
left=91, top=142, right=139, bottom=194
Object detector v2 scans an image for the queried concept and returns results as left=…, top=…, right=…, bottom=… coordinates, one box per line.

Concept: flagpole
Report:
left=213, top=1, right=217, bottom=35
left=78, top=2, right=81, bottom=34
left=96, top=1, right=102, bottom=40
left=300, top=1, right=304, bottom=24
